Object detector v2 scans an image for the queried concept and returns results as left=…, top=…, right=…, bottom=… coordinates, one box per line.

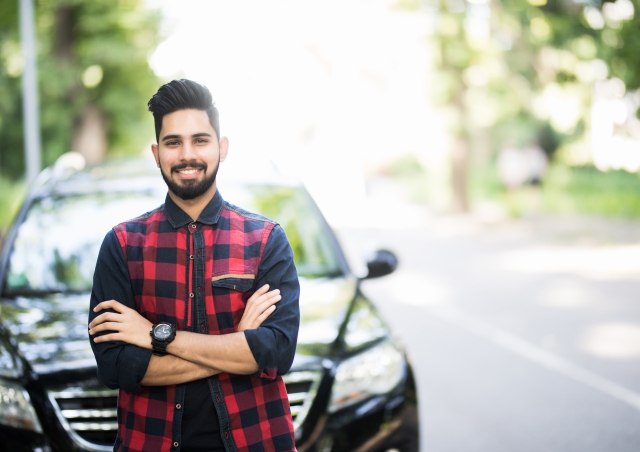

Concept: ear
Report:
left=219, top=137, right=229, bottom=163
left=151, top=143, right=160, bottom=168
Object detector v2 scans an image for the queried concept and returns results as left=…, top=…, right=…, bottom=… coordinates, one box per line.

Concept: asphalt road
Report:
left=337, top=214, right=640, bottom=452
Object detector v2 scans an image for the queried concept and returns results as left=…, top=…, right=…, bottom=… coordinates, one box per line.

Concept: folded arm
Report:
left=90, top=284, right=281, bottom=379
left=140, top=355, right=220, bottom=386
left=242, top=225, right=300, bottom=379
left=88, top=230, right=152, bottom=393
left=89, top=225, right=298, bottom=386
left=155, top=225, right=300, bottom=377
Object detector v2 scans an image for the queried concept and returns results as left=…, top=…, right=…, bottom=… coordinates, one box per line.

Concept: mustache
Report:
left=170, top=162, right=207, bottom=172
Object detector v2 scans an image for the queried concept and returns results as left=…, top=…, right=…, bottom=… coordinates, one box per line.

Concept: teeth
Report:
left=177, top=168, right=199, bottom=174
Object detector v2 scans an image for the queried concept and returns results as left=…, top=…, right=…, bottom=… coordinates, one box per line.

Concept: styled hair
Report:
left=147, top=79, right=220, bottom=143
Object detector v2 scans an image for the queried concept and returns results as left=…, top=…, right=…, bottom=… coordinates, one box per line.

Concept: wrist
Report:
left=150, top=323, right=176, bottom=356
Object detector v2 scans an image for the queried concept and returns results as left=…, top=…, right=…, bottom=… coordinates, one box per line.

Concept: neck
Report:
left=168, top=182, right=217, bottom=221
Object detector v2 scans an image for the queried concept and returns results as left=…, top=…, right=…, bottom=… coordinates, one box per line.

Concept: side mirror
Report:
left=363, top=249, right=398, bottom=279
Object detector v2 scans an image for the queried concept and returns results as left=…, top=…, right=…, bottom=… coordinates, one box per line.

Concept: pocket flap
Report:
left=211, top=274, right=255, bottom=292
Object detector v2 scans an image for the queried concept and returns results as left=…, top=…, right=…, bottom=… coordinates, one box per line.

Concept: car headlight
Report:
left=329, top=340, right=405, bottom=413
left=0, top=378, right=43, bottom=433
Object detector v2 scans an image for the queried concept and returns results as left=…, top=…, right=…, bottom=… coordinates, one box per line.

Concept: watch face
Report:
left=154, top=324, right=172, bottom=340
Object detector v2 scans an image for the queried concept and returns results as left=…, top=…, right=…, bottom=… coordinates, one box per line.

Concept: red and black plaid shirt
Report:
left=89, top=190, right=300, bottom=451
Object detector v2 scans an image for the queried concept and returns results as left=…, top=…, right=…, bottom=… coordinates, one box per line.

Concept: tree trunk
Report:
left=72, top=104, right=107, bottom=164
left=451, top=134, right=468, bottom=212
left=54, top=7, right=73, bottom=63
left=451, top=86, right=469, bottom=213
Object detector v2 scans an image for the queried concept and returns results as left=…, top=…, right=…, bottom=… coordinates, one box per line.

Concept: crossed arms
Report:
left=88, top=227, right=300, bottom=393
left=89, top=285, right=280, bottom=386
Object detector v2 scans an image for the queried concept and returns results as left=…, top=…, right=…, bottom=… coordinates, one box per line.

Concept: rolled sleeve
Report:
left=244, top=225, right=300, bottom=379
left=88, top=230, right=152, bottom=393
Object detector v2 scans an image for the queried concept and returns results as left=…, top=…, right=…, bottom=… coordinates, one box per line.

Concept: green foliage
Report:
left=0, top=178, right=26, bottom=234
left=385, top=153, right=425, bottom=178
left=0, top=0, right=161, bottom=179
left=471, top=163, right=640, bottom=217
left=596, top=0, right=640, bottom=90
left=381, top=154, right=431, bottom=203
left=423, top=0, right=640, bottom=160
left=541, top=165, right=640, bottom=216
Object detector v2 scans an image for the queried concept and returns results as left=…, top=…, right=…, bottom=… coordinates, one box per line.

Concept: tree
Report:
left=397, top=0, right=639, bottom=209
left=0, top=0, right=161, bottom=179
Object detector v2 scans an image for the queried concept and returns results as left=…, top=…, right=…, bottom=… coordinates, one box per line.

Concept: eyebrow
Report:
left=161, top=132, right=213, bottom=142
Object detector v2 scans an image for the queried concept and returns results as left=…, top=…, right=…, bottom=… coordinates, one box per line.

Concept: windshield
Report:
left=3, top=184, right=342, bottom=295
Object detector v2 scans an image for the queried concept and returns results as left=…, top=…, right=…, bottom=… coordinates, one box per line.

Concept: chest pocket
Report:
left=211, top=274, right=254, bottom=292
left=210, top=275, right=255, bottom=333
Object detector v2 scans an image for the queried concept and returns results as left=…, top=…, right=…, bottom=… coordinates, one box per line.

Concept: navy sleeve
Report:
left=88, top=229, right=152, bottom=393
left=244, top=225, right=300, bottom=379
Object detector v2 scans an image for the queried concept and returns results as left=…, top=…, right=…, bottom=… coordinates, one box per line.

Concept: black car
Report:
left=0, top=155, right=419, bottom=452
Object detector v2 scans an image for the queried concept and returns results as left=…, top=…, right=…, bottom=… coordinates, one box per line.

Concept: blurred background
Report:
left=1, top=0, right=640, bottom=450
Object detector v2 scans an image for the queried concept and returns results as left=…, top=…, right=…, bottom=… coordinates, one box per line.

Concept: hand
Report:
left=89, top=300, right=153, bottom=349
left=237, top=284, right=281, bottom=332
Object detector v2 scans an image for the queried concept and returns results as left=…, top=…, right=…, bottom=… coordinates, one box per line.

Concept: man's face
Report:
left=151, top=109, right=228, bottom=201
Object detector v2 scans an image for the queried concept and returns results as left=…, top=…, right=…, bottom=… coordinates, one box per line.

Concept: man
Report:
left=88, top=79, right=300, bottom=452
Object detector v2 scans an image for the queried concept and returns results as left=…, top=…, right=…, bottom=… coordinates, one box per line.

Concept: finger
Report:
left=261, top=289, right=280, bottom=300
left=256, top=305, right=277, bottom=324
left=255, top=294, right=281, bottom=311
left=92, top=333, right=121, bottom=343
left=252, top=284, right=270, bottom=298
left=253, top=289, right=280, bottom=305
left=93, top=300, right=127, bottom=313
left=88, top=312, right=124, bottom=328
left=89, top=322, right=124, bottom=335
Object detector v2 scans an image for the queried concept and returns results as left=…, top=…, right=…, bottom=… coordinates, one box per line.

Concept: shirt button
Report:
left=189, top=293, right=194, bottom=298
left=189, top=254, right=194, bottom=260
left=190, top=223, right=197, bottom=229
left=173, top=441, right=179, bottom=447
left=175, top=403, right=181, bottom=409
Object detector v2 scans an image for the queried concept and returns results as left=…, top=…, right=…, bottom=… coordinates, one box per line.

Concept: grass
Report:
left=470, top=164, right=640, bottom=218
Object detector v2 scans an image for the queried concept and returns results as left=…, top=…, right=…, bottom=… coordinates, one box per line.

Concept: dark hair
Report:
left=147, top=79, right=220, bottom=143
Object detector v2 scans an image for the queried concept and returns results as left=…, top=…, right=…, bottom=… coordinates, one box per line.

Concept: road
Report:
left=337, top=214, right=640, bottom=452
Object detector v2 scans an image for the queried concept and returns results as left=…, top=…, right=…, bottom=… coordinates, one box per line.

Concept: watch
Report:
left=150, top=323, right=176, bottom=356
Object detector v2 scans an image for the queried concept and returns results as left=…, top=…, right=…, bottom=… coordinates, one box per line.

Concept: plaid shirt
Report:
left=89, top=190, right=300, bottom=452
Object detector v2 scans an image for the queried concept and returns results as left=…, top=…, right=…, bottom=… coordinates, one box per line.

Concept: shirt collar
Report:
left=163, top=189, right=224, bottom=228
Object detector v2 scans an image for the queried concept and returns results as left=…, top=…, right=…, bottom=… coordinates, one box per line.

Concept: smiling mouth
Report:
left=175, top=168, right=201, bottom=175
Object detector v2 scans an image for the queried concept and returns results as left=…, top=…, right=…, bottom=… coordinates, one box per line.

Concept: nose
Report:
left=179, top=141, right=197, bottom=160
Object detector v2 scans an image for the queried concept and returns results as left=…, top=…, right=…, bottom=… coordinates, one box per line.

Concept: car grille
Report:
left=282, top=370, right=323, bottom=431
left=49, top=370, right=322, bottom=450
left=48, top=388, right=118, bottom=451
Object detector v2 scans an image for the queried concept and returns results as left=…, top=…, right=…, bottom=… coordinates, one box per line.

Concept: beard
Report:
left=160, top=160, right=219, bottom=200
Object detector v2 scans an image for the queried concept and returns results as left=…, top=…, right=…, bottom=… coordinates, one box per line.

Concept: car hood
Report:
left=0, top=276, right=357, bottom=375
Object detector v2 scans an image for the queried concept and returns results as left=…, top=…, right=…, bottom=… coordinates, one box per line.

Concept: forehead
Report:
left=160, top=109, right=215, bottom=136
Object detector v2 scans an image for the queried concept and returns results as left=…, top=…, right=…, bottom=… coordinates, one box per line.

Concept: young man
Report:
left=88, top=79, right=300, bottom=452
